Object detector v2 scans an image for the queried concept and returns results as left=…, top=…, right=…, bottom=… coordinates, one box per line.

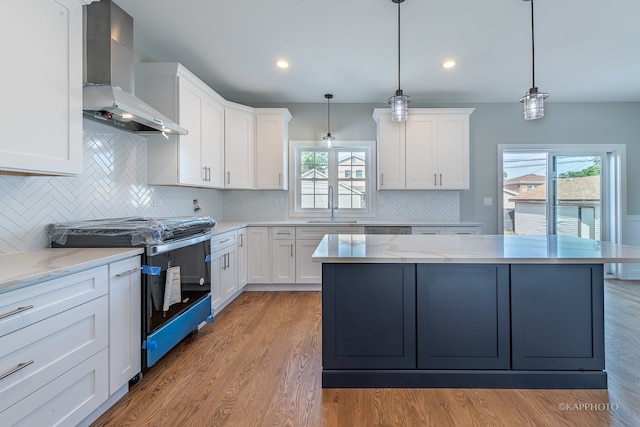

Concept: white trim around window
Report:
left=289, top=140, right=377, bottom=219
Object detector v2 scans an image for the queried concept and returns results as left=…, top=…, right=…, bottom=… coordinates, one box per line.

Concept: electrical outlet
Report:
left=483, top=197, right=493, bottom=206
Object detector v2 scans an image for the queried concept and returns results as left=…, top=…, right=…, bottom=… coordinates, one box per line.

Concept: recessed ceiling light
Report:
left=275, top=59, right=289, bottom=69
left=442, top=60, right=456, bottom=69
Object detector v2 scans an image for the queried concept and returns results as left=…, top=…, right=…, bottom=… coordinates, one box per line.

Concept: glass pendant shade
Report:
left=519, top=87, right=549, bottom=120
left=388, top=89, right=411, bottom=122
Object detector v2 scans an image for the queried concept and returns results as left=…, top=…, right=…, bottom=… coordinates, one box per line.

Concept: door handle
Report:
left=227, top=171, right=231, bottom=184
left=440, top=173, right=442, bottom=186
left=434, top=173, right=437, bottom=186
left=290, top=243, right=294, bottom=257
left=115, top=268, right=141, bottom=278
left=0, top=361, right=34, bottom=381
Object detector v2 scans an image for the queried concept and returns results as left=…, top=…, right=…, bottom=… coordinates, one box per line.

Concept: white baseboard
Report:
left=244, top=283, right=321, bottom=291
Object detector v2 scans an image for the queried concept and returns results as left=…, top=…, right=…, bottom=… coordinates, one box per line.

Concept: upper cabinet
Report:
left=224, top=103, right=255, bottom=189
left=136, top=63, right=225, bottom=188
left=373, top=108, right=474, bottom=190
left=0, top=0, right=90, bottom=176
left=136, top=63, right=292, bottom=190
left=255, top=109, right=292, bottom=190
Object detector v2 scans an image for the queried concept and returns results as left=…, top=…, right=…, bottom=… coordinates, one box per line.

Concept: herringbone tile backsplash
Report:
left=1, top=120, right=461, bottom=254
left=0, top=120, right=223, bottom=253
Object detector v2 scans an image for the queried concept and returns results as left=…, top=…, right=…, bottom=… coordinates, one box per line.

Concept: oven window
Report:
left=144, top=239, right=211, bottom=333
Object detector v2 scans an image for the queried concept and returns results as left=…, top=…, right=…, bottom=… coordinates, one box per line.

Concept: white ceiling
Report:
left=113, top=0, right=640, bottom=105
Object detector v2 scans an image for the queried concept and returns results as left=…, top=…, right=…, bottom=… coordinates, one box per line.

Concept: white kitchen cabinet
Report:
left=225, top=103, right=255, bottom=189
left=108, top=257, right=141, bottom=395
left=0, top=264, right=110, bottom=426
left=0, top=0, right=88, bottom=175
left=271, top=227, right=296, bottom=284
left=373, top=108, right=474, bottom=190
left=255, top=109, right=292, bottom=190
left=135, top=63, right=225, bottom=188
left=237, top=228, right=248, bottom=288
left=211, top=231, right=238, bottom=311
left=247, top=227, right=271, bottom=284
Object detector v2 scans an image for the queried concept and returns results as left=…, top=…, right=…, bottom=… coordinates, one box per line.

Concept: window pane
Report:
left=502, top=152, right=547, bottom=235
left=336, top=150, right=367, bottom=209
left=299, top=150, right=329, bottom=208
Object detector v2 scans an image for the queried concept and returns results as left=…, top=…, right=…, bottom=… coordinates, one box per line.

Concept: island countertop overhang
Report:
left=311, top=234, right=640, bottom=264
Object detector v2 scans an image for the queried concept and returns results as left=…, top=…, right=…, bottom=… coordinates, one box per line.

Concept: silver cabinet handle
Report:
left=226, top=253, right=230, bottom=269
left=381, top=173, right=384, bottom=186
left=239, top=234, right=243, bottom=247
left=217, top=237, right=232, bottom=245
left=278, top=173, right=282, bottom=186
left=440, top=173, right=442, bottom=186
left=0, top=360, right=34, bottom=381
left=434, top=173, right=437, bottom=186
left=202, top=166, right=207, bottom=181
left=115, top=268, right=141, bottom=278
left=0, top=305, right=34, bottom=320
left=290, top=243, right=294, bottom=257
left=227, top=171, right=231, bottom=184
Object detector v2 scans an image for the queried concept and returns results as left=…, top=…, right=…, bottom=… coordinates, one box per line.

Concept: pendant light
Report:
left=519, top=0, right=549, bottom=120
left=387, top=0, right=411, bottom=122
left=323, top=94, right=335, bottom=147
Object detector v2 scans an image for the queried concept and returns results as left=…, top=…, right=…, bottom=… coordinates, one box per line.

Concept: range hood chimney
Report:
left=83, top=0, right=187, bottom=136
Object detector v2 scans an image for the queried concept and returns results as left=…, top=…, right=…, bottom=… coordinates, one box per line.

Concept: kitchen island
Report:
left=312, top=234, right=640, bottom=389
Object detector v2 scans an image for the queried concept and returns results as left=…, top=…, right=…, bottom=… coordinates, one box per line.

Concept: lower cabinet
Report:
left=0, top=254, right=141, bottom=426
left=322, top=263, right=416, bottom=369
left=108, top=257, right=142, bottom=395
left=322, top=262, right=607, bottom=389
left=510, top=264, right=605, bottom=371
left=416, top=264, right=510, bottom=369
left=247, top=227, right=270, bottom=284
left=211, top=231, right=238, bottom=311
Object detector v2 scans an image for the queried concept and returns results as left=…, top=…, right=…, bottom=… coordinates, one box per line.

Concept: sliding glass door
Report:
left=501, top=146, right=621, bottom=245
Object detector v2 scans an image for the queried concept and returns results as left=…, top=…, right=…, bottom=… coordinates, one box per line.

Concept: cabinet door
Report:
left=108, top=257, right=141, bottom=395
left=237, top=228, right=248, bottom=288
left=201, top=95, right=225, bottom=187
left=272, top=240, right=295, bottom=283
left=376, top=114, right=405, bottom=190
left=295, top=240, right=323, bottom=284
left=511, top=264, right=605, bottom=371
left=177, top=77, right=205, bottom=186
left=255, top=111, right=290, bottom=190
left=1, top=0, right=82, bottom=175
left=416, top=264, right=510, bottom=369
left=405, top=114, right=437, bottom=189
left=322, top=263, right=416, bottom=369
left=436, top=114, right=469, bottom=189
left=247, top=227, right=270, bottom=283
left=411, top=226, right=446, bottom=235
left=222, top=247, right=238, bottom=299
left=225, top=106, right=255, bottom=189
left=210, top=248, right=224, bottom=309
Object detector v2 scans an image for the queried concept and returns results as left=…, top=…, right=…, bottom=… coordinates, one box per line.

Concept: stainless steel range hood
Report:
left=83, top=0, right=187, bottom=136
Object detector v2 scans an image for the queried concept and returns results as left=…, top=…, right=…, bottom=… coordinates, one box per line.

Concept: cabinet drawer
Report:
left=330, top=226, right=365, bottom=235
left=211, top=230, right=237, bottom=251
left=1, top=348, right=109, bottom=427
left=296, top=226, right=331, bottom=240
left=0, top=266, right=108, bottom=338
left=272, top=227, right=295, bottom=240
left=446, top=226, right=480, bottom=235
left=0, top=296, right=108, bottom=412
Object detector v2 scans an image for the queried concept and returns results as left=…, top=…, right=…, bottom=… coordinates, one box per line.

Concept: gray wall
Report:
left=255, top=101, right=640, bottom=234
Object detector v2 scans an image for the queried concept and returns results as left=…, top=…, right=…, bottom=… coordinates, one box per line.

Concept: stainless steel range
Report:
left=48, top=217, right=216, bottom=370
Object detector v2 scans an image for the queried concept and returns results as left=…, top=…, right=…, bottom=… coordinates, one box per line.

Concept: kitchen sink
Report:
left=306, top=220, right=358, bottom=224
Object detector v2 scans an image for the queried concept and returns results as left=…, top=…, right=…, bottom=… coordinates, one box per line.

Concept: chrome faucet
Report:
left=328, top=184, right=336, bottom=220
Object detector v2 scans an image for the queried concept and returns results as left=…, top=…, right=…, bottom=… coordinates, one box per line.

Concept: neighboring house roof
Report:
left=509, top=176, right=600, bottom=203
left=504, top=174, right=546, bottom=185
left=300, top=169, right=328, bottom=179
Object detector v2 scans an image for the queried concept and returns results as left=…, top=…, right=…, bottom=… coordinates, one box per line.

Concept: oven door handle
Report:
left=147, top=232, right=212, bottom=255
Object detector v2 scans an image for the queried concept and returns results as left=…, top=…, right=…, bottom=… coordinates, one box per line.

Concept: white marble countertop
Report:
left=0, top=248, right=144, bottom=294
left=312, top=234, right=640, bottom=264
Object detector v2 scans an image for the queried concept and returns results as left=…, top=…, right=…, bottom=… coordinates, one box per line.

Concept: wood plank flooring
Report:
left=92, top=279, right=640, bottom=427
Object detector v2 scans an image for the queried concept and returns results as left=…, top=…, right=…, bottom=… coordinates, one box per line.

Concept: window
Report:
left=291, top=141, right=375, bottom=217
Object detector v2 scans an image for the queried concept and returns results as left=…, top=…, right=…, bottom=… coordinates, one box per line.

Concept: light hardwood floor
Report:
left=92, top=279, right=640, bottom=427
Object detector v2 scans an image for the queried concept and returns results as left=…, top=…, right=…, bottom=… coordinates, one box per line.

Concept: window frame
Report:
left=289, top=140, right=376, bottom=218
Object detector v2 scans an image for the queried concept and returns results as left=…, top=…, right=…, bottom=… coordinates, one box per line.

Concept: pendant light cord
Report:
left=530, top=0, right=535, bottom=88
left=397, top=0, right=401, bottom=91
left=327, top=97, right=331, bottom=133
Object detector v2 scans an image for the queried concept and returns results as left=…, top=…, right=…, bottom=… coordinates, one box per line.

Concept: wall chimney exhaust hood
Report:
left=83, top=0, right=187, bottom=136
